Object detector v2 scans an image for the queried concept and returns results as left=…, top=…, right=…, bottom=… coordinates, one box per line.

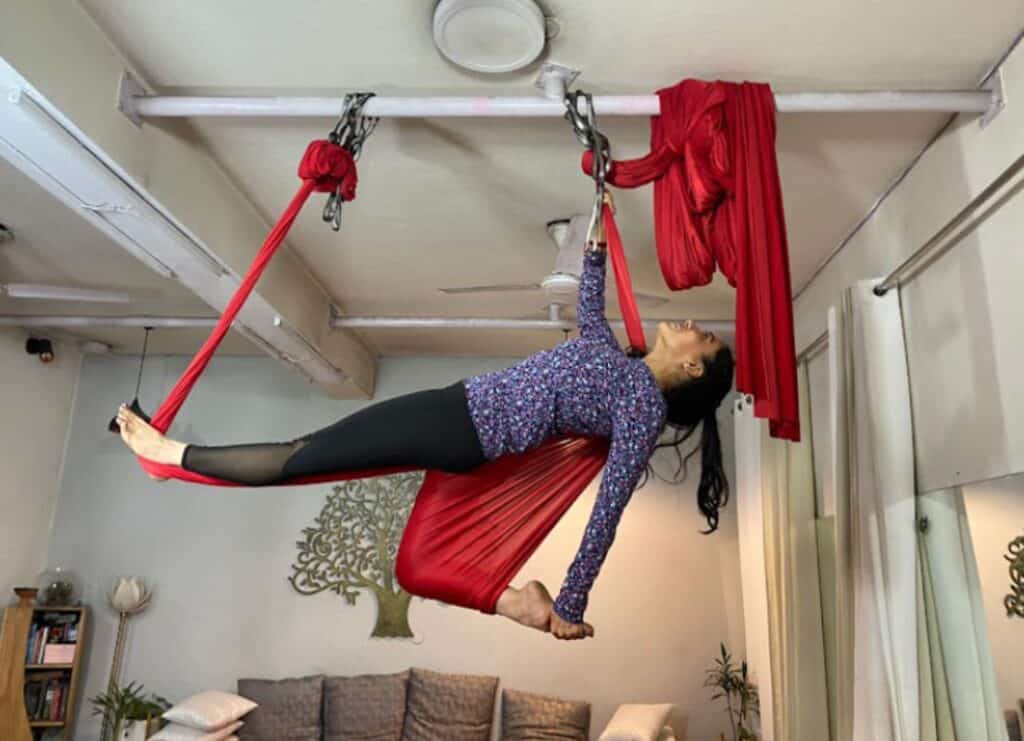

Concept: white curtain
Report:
left=829, top=281, right=918, bottom=741
left=734, top=397, right=776, bottom=741
left=761, top=367, right=831, bottom=741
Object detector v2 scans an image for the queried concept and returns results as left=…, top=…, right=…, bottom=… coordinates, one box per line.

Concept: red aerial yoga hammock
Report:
left=584, top=79, right=800, bottom=441
left=132, top=139, right=639, bottom=614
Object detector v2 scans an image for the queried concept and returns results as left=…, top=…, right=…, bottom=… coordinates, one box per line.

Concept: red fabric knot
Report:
left=581, top=78, right=799, bottom=441
left=298, top=140, right=359, bottom=199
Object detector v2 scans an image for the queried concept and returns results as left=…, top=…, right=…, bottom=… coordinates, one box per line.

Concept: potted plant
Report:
left=704, top=643, right=760, bottom=741
left=91, top=681, right=170, bottom=740
left=124, top=690, right=171, bottom=740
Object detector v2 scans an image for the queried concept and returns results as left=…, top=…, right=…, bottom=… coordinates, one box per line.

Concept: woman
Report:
left=117, top=239, right=734, bottom=642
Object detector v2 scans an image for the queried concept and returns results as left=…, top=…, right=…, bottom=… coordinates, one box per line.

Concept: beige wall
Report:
left=962, top=474, right=1024, bottom=713
left=0, top=328, right=80, bottom=598
left=48, top=355, right=746, bottom=741
left=795, top=38, right=1024, bottom=492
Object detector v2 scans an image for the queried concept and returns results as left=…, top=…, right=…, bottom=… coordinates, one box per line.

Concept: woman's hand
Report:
left=550, top=611, right=595, bottom=640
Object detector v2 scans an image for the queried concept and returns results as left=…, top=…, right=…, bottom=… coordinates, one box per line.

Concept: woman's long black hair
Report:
left=632, top=345, right=735, bottom=533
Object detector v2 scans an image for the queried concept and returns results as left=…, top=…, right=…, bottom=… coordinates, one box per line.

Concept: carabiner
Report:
left=323, top=188, right=343, bottom=232
left=563, top=91, right=595, bottom=149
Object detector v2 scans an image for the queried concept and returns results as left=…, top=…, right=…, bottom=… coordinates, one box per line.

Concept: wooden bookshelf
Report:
left=0, top=605, right=88, bottom=741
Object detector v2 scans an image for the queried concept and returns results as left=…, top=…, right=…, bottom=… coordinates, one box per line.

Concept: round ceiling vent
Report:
left=432, top=0, right=547, bottom=74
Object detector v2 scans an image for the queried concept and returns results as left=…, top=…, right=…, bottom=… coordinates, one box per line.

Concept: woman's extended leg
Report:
left=117, top=382, right=486, bottom=485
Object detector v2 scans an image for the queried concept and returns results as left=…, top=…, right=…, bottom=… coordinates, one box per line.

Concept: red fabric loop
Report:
left=298, top=140, right=359, bottom=198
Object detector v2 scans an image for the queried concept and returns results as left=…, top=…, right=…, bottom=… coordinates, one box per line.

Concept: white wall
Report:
left=962, top=474, right=1024, bottom=713
left=0, top=328, right=80, bottom=598
left=794, top=37, right=1024, bottom=492
left=48, top=354, right=746, bottom=741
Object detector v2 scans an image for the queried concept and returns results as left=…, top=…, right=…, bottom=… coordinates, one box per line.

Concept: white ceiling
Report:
left=5, top=0, right=1023, bottom=357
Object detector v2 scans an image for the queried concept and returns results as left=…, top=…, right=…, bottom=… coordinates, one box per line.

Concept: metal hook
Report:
left=323, top=188, right=343, bottom=231
left=563, top=91, right=595, bottom=148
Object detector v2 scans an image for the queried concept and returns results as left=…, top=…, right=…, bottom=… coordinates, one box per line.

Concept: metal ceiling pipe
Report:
left=129, top=91, right=995, bottom=119
left=332, top=316, right=736, bottom=333
left=0, top=314, right=736, bottom=334
left=0, top=316, right=219, bottom=328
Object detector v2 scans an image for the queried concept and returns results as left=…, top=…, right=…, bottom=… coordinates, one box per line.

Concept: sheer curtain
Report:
left=829, top=281, right=918, bottom=741
left=735, top=365, right=831, bottom=741
left=761, top=367, right=830, bottom=740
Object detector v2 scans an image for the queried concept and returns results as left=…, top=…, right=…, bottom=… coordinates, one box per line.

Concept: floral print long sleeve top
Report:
left=464, top=250, right=667, bottom=623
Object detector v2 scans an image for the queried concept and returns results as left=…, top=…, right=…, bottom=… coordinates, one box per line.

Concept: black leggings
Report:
left=181, top=382, right=487, bottom=486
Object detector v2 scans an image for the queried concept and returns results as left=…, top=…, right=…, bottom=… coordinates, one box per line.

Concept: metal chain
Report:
left=563, top=90, right=611, bottom=249
left=324, top=92, right=379, bottom=231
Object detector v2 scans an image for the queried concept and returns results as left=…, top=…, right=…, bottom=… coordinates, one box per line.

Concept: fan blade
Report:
left=439, top=283, right=541, bottom=295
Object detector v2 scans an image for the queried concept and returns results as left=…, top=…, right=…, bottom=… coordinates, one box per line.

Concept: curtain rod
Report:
left=873, top=149, right=1024, bottom=296
left=798, top=147, right=1024, bottom=358
left=126, top=90, right=996, bottom=120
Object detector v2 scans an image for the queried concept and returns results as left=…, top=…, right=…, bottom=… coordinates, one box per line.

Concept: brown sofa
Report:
left=235, top=667, right=591, bottom=741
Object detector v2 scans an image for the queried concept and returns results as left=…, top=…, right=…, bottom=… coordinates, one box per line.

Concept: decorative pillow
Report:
left=324, top=670, right=409, bottom=741
left=401, top=667, right=498, bottom=741
left=163, top=691, right=258, bottom=732
left=236, top=675, right=324, bottom=741
left=501, top=688, right=591, bottom=740
left=150, top=720, right=243, bottom=740
left=598, top=704, right=675, bottom=741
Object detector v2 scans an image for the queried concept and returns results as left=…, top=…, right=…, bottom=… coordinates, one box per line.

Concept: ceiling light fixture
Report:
left=432, top=0, right=547, bottom=74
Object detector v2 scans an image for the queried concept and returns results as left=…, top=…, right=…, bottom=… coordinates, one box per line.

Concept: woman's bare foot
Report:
left=495, top=580, right=554, bottom=633
left=116, top=404, right=186, bottom=480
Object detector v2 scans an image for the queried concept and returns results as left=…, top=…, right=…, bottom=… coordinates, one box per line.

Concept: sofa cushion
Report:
left=323, top=670, right=410, bottom=741
left=150, top=720, right=244, bottom=740
left=236, top=675, right=323, bottom=741
left=162, top=691, right=257, bottom=732
left=501, top=688, right=591, bottom=740
left=401, top=667, right=498, bottom=741
left=598, top=704, right=675, bottom=741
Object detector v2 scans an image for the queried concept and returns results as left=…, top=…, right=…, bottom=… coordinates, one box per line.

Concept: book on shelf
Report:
left=23, top=672, right=69, bottom=723
left=42, top=643, right=76, bottom=664
left=25, top=609, right=81, bottom=665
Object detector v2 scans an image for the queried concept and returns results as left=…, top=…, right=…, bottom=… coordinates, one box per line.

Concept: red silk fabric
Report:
left=583, top=79, right=799, bottom=441
left=397, top=436, right=610, bottom=612
left=132, top=139, right=616, bottom=614
left=602, top=203, right=647, bottom=353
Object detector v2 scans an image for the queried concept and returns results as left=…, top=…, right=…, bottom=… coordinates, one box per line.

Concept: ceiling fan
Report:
left=0, top=283, right=131, bottom=303
left=439, top=214, right=668, bottom=311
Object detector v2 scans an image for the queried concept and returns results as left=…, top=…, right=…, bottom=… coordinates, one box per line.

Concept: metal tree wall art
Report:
left=289, top=473, right=421, bottom=638
left=1006, top=535, right=1024, bottom=619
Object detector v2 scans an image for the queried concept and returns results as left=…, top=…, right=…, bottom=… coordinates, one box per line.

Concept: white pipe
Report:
left=0, top=316, right=219, bottom=328
left=130, top=91, right=994, bottom=119
left=332, top=316, right=736, bottom=333
left=0, top=315, right=736, bottom=333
